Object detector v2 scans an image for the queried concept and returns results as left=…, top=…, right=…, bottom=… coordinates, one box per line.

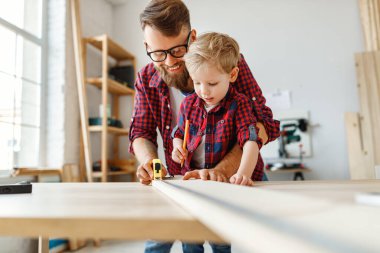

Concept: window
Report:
left=0, top=0, right=45, bottom=171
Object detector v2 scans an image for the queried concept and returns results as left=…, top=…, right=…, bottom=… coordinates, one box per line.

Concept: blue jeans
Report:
left=144, top=241, right=231, bottom=253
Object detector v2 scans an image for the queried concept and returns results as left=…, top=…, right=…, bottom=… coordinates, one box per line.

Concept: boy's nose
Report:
left=201, top=87, right=210, bottom=97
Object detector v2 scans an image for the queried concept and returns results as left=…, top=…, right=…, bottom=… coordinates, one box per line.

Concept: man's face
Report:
left=144, top=26, right=192, bottom=91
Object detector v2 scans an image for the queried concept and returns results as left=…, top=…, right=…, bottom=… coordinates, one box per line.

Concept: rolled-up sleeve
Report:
left=235, top=98, right=263, bottom=149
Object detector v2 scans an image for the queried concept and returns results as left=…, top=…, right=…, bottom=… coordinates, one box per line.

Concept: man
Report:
left=129, top=0, right=279, bottom=185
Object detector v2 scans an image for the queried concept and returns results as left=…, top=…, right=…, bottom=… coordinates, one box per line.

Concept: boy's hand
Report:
left=172, top=138, right=187, bottom=164
left=183, top=169, right=228, bottom=182
left=136, top=159, right=168, bottom=185
left=230, top=173, right=253, bottom=186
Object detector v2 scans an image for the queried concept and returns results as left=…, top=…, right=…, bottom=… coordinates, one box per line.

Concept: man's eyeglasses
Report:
left=146, top=31, right=191, bottom=62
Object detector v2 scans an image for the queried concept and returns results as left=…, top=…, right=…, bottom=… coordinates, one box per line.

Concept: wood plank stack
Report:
left=359, top=0, right=380, bottom=51
left=346, top=52, right=380, bottom=179
left=346, top=1, right=380, bottom=179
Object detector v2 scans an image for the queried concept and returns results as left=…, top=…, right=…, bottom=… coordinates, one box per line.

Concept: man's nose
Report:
left=164, top=53, right=178, bottom=66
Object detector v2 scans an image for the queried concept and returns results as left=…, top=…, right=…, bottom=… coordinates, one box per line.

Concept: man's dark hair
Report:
left=140, top=0, right=191, bottom=36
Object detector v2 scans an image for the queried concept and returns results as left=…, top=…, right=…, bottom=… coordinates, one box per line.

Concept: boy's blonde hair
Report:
left=184, top=32, right=240, bottom=75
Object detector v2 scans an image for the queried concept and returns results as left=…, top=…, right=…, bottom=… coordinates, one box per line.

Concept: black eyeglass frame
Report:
left=146, top=31, right=192, bottom=62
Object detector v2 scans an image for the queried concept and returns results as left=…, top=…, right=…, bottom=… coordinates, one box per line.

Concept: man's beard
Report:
left=155, top=61, right=192, bottom=92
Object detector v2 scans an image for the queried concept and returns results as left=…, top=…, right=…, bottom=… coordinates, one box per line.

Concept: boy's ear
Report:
left=190, top=29, right=197, bottom=43
left=229, top=67, right=239, bottom=82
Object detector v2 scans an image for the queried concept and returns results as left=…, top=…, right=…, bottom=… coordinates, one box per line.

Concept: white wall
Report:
left=111, top=0, right=364, bottom=180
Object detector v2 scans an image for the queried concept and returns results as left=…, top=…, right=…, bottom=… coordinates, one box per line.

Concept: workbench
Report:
left=0, top=180, right=379, bottom=253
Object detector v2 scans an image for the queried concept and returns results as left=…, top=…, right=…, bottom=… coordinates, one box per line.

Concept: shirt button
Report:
left=168, top=104, right=170, bottom=109
left=203, top=114, right=206, bottom=118
left=252, top=97, right=256, bottom=101
left=166, top=125, right=170, bottom=130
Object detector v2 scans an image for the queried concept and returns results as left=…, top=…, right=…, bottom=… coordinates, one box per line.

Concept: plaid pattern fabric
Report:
left=173, top=87, right=264, bottom=181
left=129, top=54, right=279, bottom=181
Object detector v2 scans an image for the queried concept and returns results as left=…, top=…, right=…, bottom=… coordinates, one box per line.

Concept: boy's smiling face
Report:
left=190, top=62, right=238, bottom=107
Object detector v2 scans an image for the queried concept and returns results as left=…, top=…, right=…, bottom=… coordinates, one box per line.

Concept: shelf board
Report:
left=84, top=35, right=135, bottom=61
left=87, top=77, right=135, bottom=95
left=92, top=168, right=135, bottom=178
left=89, top=126, right=129, bottom=136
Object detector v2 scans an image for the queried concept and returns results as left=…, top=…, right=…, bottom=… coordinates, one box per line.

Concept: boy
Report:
left=172, top=32, right=263, bottom=186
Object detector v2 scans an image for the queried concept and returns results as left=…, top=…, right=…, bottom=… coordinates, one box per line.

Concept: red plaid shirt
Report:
left=129, top=54, right=279, bottom=181
left=172, top=86, right=264, bottom=181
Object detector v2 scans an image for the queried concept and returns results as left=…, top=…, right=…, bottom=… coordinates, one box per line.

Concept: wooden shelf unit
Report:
left=82, top=34, right=136, bottom=182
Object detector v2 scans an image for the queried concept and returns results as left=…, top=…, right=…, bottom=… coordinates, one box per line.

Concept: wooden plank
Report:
left=70, top=0, right=93, bottom=182
left=86, top=77, right=135, bottom=96
left=12, top=168, right=62, bottom=177
left=89, top=126, right=129, bottom=136
left=371, top=52, right=380, bottom=164
left=355, top=52, right=377, bottom=178
left=113, top=95, right=120, bottom=159
left=101, top=36, right=109, bottom=183
left=373, top=0, right=380, bottom=49
left=153, top=180, right=380, bottom=253
left=369, top=0, right=378, bottom=49
left=85, top=35, right=135, bottom=61
left=344, top=112, right=369, bottom=179
left=359, top=0, right=373, bottom=50
left=0, top=183, right=222, bottom=243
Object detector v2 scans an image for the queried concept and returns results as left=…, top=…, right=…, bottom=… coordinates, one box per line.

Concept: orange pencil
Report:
left=181, top=120, right=190, bottom=167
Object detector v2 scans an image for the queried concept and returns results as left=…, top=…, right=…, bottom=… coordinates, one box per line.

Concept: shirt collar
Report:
left=194, top=85, right=234, bottom=112
left=149, top=70, right=165, bottom=88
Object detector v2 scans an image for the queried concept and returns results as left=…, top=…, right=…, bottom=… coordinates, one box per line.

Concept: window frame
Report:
left=0, top=0, right=47, bottom=175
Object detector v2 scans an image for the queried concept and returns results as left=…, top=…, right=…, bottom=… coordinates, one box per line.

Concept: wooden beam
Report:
left=70, top=0, right=93, bottom=182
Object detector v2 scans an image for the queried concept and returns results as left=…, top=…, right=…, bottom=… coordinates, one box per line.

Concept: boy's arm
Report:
left=230, top=141, right=259, bottom=185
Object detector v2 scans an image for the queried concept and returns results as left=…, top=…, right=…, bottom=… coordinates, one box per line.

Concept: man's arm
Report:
left=129, top=69, right=166, bottom=184
left=256, top=122, right=268, bottom=144
left=212, top=143, right=242, bottom=178
left=133, top=137, right=167, bottom=185
left=235, top=55, right=280, bottom=143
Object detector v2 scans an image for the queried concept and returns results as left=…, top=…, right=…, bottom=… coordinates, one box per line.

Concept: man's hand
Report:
left=183, top=168, right=228, bottom=182
left=230, top=173, right=253, bottom=186
left=136, top=159, right=168, bottom=185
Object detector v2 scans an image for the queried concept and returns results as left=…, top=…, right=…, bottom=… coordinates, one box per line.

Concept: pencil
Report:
left=181, top=119, right=190, bottom=167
